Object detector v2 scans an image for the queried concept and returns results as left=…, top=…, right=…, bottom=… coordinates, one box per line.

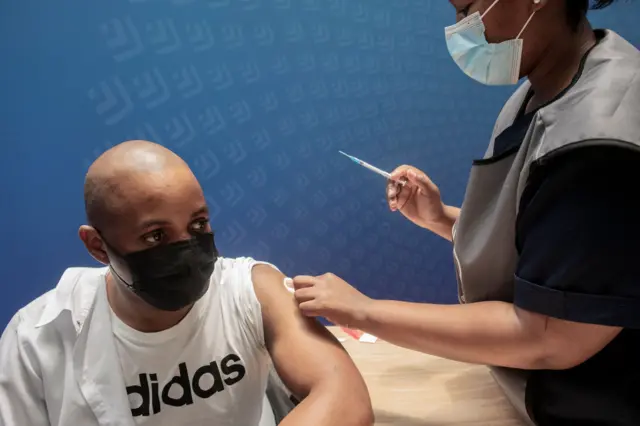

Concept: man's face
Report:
left=81, top=167, right=211, bottom=263
left=109, top=168, right=210, bottom=255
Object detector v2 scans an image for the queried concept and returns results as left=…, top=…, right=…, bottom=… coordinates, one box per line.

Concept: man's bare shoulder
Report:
left=251, top=263, right=286, bottom=287
left=249, top=262, right=333, bottom=347
left=250, top=263, right=291, bottom=309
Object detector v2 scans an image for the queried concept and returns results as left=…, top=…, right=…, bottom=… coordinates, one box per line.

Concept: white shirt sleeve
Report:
left=0, top=313, right=50, bottom=426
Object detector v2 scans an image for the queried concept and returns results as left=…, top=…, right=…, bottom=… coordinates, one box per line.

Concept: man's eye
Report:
left=143, top=229, right=164, bottom=244
left=191, top=218, right=210, bottom=232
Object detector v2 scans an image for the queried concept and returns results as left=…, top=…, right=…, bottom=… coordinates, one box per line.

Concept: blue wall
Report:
left=1, top=0, right=638, bottom=327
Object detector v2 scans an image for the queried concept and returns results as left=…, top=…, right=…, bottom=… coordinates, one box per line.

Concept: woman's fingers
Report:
left=404, top=169, right=435, bottom=194
left=292, top=275, right=317, bottom=289
left=387, top=178, right=409, bottom=211
left=389, top=165, right=413, bottom=181
left=388, top=166, right=414, bottom=207
left=388, top=165, right=433, bottom=211
left=387, top=180, right=400, bottom=210
left=293, top=287, right=315, bottom=303
left=390, top=166, right=432, bottom=192
left=298, top=300, right=322, bottom=317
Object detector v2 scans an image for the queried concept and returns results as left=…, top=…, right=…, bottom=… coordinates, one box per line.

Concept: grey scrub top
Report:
left=452, top=30, right=640, bottom=425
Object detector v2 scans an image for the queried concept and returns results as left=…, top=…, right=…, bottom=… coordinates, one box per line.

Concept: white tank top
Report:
left=109, top=257, right=272, bottom=426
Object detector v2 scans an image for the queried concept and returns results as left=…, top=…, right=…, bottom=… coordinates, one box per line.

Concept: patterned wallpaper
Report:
left=1, top=0, right=638, bottom=326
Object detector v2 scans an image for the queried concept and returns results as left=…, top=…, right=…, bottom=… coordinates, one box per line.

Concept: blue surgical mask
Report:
left=445, top=0, right=538, bottom=86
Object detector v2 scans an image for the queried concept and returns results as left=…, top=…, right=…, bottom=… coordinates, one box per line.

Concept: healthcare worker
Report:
left=292, top=0, right=640, bottom=425
left=0, top=141, right=373, bottom=426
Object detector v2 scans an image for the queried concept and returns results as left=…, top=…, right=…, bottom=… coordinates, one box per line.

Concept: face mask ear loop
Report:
left=96, top=230, right=135, bottom=289
left=517, top=10, right=537, bottom=40
left=481, top=0, right=502, bottom=20
left=109, top=264, right=136, bottom=290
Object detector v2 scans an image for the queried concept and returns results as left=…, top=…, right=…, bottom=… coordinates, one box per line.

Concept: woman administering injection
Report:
left=292, top=0, right=640, bottom=425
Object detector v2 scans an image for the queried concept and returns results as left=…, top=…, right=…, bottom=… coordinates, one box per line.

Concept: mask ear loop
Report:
left=109, top=264, right=137, bottom=290
left=517, top=12, right=537, bottom=39
left=481, top=0, right=539, bottom=39
left=481, top=0, right=502, bottom=20
left=517, top=0, right=541, bottom=39
left=95, top=228, right=136, bottom=289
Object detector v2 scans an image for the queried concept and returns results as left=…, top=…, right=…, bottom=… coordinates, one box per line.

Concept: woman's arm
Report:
left=352, top=298, right=620, bottom=370
left=294, top=273, right=621, bottom=370
left=294, top=146, right=640, bottom=372
left=425, top=204, right=460, bottom=241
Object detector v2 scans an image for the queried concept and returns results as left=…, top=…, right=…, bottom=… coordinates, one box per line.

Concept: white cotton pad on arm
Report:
left=283, top=277, right=294, bottom=293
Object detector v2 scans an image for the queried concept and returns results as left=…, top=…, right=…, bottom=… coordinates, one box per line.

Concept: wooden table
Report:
left=329, top=327, right=525, bottom=426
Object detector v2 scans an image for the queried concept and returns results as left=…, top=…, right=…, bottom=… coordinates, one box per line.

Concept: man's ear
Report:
left=79, top=225, right=109, bottom=265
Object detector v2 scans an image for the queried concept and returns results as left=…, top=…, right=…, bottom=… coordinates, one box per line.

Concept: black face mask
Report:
left=104, top=232, right=218, bottom=311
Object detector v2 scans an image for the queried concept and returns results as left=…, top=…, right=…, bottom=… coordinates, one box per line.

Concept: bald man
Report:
left=0, top=141, right=373, bottom=426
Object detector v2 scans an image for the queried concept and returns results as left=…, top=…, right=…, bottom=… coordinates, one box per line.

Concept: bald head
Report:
left=86, top=139, right=187, bottom=180
left=84, top=140, right=200, bottom=231
left=80, top=140, right=213, bottom=319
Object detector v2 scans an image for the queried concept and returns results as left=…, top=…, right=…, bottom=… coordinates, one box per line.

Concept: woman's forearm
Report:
left=425, top=205, right=460, bottom=241
left=352, top=299, right=547, bottom=369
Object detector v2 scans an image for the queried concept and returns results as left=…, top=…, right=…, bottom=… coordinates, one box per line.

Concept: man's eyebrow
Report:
left=192, top=205, right=209, bottom=217
left=136, top=206, right=209, bottom=230
left=138, top=218, right=171, bottom=230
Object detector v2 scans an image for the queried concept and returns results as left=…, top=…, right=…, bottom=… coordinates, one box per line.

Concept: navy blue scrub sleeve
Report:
left=514, top=144, right=640, bottom=328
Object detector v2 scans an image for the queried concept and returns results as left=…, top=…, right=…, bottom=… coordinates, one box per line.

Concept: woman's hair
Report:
left=566, top=0, right=616, bottom=30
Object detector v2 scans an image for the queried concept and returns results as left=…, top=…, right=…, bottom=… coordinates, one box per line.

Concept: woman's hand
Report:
left=386, top=166, right=446, bottom=227
left=292, top=274, right=373, bottom=328
left=386, top=165, right=459, bottom=241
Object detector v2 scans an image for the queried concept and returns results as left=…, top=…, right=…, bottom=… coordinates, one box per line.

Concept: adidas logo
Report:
left=126, top=353, right=246, bottom=416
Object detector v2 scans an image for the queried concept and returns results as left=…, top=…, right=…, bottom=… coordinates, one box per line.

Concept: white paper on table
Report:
left=358, top=333, right=378, bottom=343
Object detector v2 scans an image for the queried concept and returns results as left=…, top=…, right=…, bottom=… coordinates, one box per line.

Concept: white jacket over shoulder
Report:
left=0, top=257, right=274, bottom=426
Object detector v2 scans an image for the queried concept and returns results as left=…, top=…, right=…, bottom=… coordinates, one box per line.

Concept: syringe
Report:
left=339, top=151, right=393, bottom=180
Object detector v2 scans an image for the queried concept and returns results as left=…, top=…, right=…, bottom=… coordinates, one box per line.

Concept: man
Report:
left=0, top=140, right=373, bottom=426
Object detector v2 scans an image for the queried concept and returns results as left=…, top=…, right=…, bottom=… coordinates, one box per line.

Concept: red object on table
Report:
left=341, top=327, right=364, bottom=340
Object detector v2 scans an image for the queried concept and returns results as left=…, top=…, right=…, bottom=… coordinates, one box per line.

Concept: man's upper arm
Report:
left=514, top=145, right=640, bottom=368
left=251, top=264, right=369, bottom=400
left=0, top=313, right=49, bottom=425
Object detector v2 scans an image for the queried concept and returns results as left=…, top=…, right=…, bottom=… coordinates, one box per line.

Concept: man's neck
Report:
left=106, top=272, right=192, bottom=333
left=526, top=21, right=597, bottom=112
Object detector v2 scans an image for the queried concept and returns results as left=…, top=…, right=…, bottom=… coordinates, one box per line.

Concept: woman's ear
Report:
left=533, top=0, right=548, bottom=11
left=79, top=225, right=109, bottom=265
